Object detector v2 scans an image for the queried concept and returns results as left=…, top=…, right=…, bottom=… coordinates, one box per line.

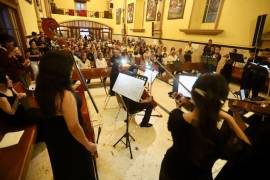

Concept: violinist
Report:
left=160, top=74, right=251, bottom=180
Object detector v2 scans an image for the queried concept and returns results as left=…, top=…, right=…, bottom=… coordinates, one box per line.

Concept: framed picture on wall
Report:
left=167, top=0, right=186, bottom=19
left=203, top=0, right=222, bottom=23
left=127, top=3, right=134, bottom=23
left=116, top=8, right=122, bottom=24
left=26, top=0, right=32, bottom=4
left=146, top=0, right=158, bottom=21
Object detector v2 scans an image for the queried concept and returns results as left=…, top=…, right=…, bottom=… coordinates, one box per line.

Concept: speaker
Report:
left=110, top=3, right=113, bottom=9
left=252, top=14, right=267, bottom=47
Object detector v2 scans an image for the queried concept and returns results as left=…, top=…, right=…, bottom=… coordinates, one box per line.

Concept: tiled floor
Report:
left=25, top=78, right=267, bottom=180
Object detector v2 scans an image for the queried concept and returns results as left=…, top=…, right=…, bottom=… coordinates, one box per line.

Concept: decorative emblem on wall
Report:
left=127, top=3, right=134, bottom=23
left=146, top=0, right=158, bottom=21
left=168, top=0, right=186, bottom=19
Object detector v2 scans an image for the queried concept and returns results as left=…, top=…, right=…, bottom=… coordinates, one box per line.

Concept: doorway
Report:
left=57, top=20, right=112, bottom=40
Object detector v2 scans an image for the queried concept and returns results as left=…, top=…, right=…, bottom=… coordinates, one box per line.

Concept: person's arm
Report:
left=62, top=91, right=97, bottom=156
left=219, top=111, right=251, bottom=145
left=11, top=88, right=26, bottom=99
left=0, top=97, right=20, bottom=115
left=139, top=96, right=153, bottom=104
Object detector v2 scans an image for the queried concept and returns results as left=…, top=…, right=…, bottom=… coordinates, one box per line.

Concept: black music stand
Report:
left=112, top=73, right=147, bottom=159
left=113, top=94, right=136, bottom=159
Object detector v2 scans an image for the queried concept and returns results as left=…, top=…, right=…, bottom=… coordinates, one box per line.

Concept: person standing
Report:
left=184, top=41, right=194, bottom=62
left=109, top=48, right=122, bottom=95
left=35, top=51, right=97, bottom=180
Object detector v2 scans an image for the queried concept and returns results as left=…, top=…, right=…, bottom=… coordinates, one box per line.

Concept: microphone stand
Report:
left=71, top=53, right=100, bottom=180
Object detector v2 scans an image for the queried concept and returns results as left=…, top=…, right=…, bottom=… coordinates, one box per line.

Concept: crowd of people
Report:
left=0, top=32, right=269, bottom=180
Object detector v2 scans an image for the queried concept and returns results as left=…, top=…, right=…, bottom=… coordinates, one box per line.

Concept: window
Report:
left=0, top=4, right=24, bottom=49
left=203, top=0, right=221, bottom=23
left=75, top=2, right=86, bottom=11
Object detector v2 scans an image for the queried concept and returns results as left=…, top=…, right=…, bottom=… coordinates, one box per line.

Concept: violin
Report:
left=228, top=99, right=270, bottom=115
left=141, top=89, right=158, bottom=108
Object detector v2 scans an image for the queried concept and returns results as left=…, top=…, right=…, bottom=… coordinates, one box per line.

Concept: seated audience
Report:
left=0, top=70, right=26, bottom=123
left=27, top=40, right=41, bottom=79
left=95, top=52, right=108, bottom=68
left=80, top=52, right=91, bottom=68
left=167, top=50, right=178, bottom=64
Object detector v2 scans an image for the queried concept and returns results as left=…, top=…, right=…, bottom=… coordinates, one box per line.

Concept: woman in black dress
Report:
left=160, top=74, right=251, bottom=180
left=35, top=51, right=97, bottom=180
left=0, top=70, right=26, bottom=122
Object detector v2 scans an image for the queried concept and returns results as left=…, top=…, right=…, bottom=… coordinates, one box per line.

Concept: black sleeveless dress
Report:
left=40, top=92, right=95, bottom=180
left=0, top=88, right=24, bottom=123
left=160, top=109, right=221, bottom=180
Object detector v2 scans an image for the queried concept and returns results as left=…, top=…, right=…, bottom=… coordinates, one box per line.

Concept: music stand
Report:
left=112, top=73, right=147, bottom=159
left=144, top=69, right=159, bottom=94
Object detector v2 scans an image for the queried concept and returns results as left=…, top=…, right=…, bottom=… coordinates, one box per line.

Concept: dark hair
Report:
left=249, top=48, right=256, bottom=53
left=0, top=69, right=7, bottom=86
left=190, top=74, right=229, bottom=164
left=0, top=33, right=14, bottom=46
left=32, top=32, right=37, bottom=36
left=35, top=50, right=74, bottom=117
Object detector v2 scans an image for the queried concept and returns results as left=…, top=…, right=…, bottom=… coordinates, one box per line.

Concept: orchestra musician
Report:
left=160, top=74, right=251, bottom=180
left=220, top=48, right=237, bottom=83
left=35, top=51, right=97, bottom=180
left=109, top=50, right=154, bottom=128
left=240, top=48, right=269, bottom=98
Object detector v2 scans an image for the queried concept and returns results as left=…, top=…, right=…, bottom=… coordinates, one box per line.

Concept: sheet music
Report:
left=144, top=69, right=159, bottom=83
left=178, top=75, right=198, bottom=98
left=0, top=130, right=24, bottom=148
left=113, top=73, right=145, bottom=102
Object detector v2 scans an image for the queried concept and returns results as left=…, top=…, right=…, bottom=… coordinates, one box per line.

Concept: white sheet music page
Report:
left=144, top=69, right=159, bottom=83
left=113, top=73, right=145, bottom=102
left=0, top=130, right=24, bottom=148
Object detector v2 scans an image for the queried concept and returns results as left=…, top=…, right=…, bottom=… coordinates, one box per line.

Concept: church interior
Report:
left=0, top=0, right=270, bottom=180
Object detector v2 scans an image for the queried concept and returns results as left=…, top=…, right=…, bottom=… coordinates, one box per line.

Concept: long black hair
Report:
left=0, top=69, right=7, bottom=86
left=35, top=50, right=74, bottom=117
left=190, top=74, right=229, bottom=165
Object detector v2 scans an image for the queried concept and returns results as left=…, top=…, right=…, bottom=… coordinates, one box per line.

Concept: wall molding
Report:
left=179, top=29, right=224, bottom=35
left=112, top=33, right=259, bottom=50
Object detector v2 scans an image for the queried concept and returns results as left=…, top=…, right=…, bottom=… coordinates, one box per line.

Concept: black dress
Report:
left=0, top=88, right=24, bottom=123
left=40, top=93, right=94, bottom=180
left=160, top=109, right=221, bottom=180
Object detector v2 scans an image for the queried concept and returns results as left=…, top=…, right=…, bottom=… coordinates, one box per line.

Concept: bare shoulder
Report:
left=63, top=90, right=75, bottom=102
left=0, top=96, right=7, bottom=103
left=182, top=112, right=194, bottom=124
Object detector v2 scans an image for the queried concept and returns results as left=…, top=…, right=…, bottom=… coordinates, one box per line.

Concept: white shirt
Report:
left=81, top=59, right=91, bottom=69
left=95, top=58, right=108, bottom=68
left=167, top=55, right=178, bottom=63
